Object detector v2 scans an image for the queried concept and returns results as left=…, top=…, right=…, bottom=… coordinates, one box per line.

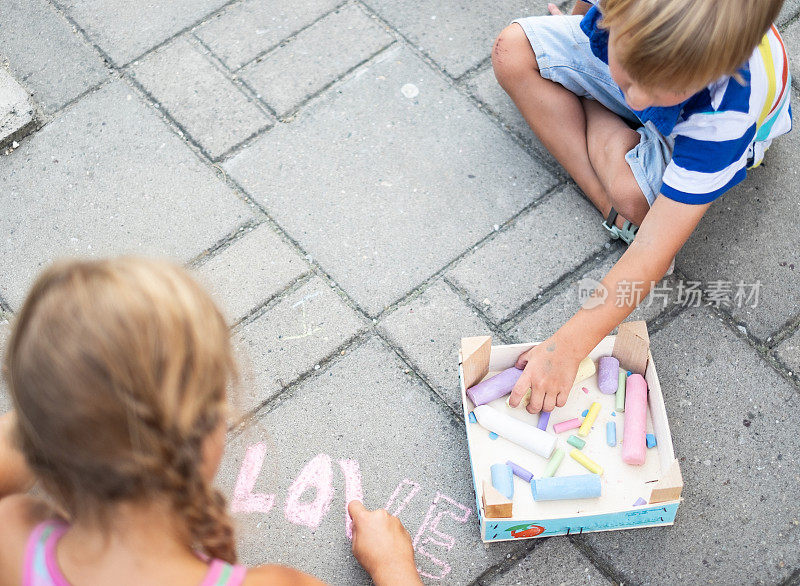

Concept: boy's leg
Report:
left=492, top=22, right=649, bottom=228
left=582, top=98, right=650, bottom=226
left=492, top=24, right=611, bottom=215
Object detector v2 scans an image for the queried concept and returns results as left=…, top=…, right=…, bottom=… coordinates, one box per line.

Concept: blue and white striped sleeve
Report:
left=660, top=110, right=757, bottom=205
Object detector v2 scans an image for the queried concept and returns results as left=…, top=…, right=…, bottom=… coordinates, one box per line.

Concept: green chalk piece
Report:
left=615, top=370, right=626, bottom=412
left=567, top=435, right=586, bottom=450
left=542, top=448, right=565, bottom=478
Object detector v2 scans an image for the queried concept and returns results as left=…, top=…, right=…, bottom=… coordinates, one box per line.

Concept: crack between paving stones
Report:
left=229, top=0, right=351, bottom=74
left=495, top=243, right=624, bottom=334
left=780, top=567, right=800, bottom=586
left=568, top=535, right=628, bottom=585
left=186, top=218, right=265, bottom=268
left=370, top=180, right=568, bottom=322
left=231, top=272, right=319, bottom=330
left=228, top=329, right=373, bottom=433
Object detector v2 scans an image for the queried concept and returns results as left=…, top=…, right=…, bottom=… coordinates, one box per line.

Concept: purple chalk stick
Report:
left=506, top=460, right=534, bottom=483
left=466, top=367, right=523, bottom=406
left=633, top=497, right=647, bottom=506
left=598, top=356, right=620, bottom=394
left=537, top=410, right=551, bottom=431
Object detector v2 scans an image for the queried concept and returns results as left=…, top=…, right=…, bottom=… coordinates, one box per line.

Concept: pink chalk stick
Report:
left=622, top=374, right=648, bottom=465
left=466, top=367, right=523, bottom=406
left=553, top=418, right=581, bottom=434
left=598, top=356, right=620, bottom=394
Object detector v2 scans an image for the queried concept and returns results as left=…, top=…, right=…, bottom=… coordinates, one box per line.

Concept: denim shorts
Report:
left=513, top=14, right=674, bottom=206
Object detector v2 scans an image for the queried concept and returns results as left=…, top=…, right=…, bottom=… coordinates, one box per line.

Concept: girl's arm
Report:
left=0, top=412, right=36, bottom=499
left=509, top=196, right=712, bottom=413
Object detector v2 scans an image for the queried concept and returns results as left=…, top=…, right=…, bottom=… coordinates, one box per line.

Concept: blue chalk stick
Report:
left=531, top=474, right=602, bottom=501
left=489, top=432, right=499, bottom=440
left=606, top=421, right=617, bottom=447
left=581, top=409, right=589, bottom=417
left=491, top=463, right=514, bottom=499
left=611, top=411, right=616, bottom=417
left=537, top=410, right=551, bottom=431
left=627, top=371, right=632, bottom=376
left=506, top=460, right=534, bottom=483
left=646, top=433, right=657, bottom=448
left=468, top=411, right=477, bottom=424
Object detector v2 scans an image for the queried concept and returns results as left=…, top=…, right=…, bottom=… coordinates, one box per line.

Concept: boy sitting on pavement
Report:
left=491, top=0, right=792, bottom=410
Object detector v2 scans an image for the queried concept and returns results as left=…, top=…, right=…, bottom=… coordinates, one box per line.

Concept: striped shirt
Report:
left=579, top=3, right=792, bottom=204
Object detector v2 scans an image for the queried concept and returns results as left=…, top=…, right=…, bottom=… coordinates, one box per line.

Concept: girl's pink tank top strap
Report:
left=200, top=558, right=248, bottom=586
left=23, top=520, right=70, bottom=586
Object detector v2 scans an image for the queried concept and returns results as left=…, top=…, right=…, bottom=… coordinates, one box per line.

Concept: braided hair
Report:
left=5, top=257, right=239, bottom=562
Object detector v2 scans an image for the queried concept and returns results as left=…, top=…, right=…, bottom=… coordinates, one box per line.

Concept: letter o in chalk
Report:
left=284, top=454, right=335, bottom=530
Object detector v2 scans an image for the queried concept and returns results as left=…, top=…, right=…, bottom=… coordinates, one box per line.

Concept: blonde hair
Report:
left=600, top=0, right=784, bottom=91
left=4, top=257, right=239, bottom=562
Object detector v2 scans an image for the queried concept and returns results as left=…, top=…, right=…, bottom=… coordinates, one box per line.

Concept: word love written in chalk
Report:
left=230, top=443, right=472, bottom=581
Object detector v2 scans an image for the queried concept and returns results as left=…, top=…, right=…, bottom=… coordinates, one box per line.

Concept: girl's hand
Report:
left=348, top=501, right=422, bottom=586
left=508, top=339, right=580, bottom=414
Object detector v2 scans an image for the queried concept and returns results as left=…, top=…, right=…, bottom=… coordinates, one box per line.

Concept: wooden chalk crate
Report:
left=460, top=335, right=682, bottom=542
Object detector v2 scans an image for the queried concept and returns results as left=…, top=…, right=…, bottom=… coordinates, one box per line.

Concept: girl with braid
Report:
left=0, top=257, right=422, bottom=586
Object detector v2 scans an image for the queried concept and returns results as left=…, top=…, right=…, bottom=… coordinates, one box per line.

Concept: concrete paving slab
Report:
left=779, top=0, right=800, bottom=25
left=775, top=327, right=800, bottom=375
left=0, top=0, right=107, bottom=113
left=216, top=337, right=520, bottom=584
left=224, top=45, right=557, bottom=316
left=131, top=37, right=272, bottom=160
left=194, top=223, right=310, bottom=324
left=509, top=248, right=681, bottom=342
left=488, top=537, right=611, bottom=585
left=578, top=307, right=800, bottom=584
left=379, top=280, right=492, bottom=411
left=361, top=0, right=551, bottom=78
left=0, top=67, right=35, bottom=146
left=466, top=66, right=556, bottom=168
left=0, top=80, right=253, bottom=309
left=194, top=0, right=342, bottom=70
left=678, top=96, right=800, bottom=342
left=233, top=277, right=365, bottom=412
left=57, top=0, right=230, bottom=66
left=241, top=5, right=393, bottom=117
left=447, top=186, right=609, bottom=325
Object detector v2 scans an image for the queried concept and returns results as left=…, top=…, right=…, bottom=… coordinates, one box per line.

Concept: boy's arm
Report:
left=0, top=412, right=36, bottom=499
left=509, top=196, right=712, bottom=413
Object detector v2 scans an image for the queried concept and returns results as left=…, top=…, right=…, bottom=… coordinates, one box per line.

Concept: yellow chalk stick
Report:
left=578, top=402, right=601, bottom=437
left=506, top=356, right=596, bottom=408
left=570, top=448, right=604, bottom=475
left=574, top=356, right=596, bottom=384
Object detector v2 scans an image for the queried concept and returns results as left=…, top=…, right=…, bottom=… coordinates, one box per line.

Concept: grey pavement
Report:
left=0, top=0, right=108, bottom=114
left=1, top=0, right=799, bottom=584
left=0, top=66, right=34, bottom=146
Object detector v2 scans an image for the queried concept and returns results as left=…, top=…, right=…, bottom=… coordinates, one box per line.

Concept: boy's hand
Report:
left=508, top=340, right=580, bottom=413
left=348, top=501, right=422, bottom=586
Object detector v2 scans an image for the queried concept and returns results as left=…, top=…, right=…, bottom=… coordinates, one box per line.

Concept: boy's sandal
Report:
left=602, top=207, right=638, bottom=245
